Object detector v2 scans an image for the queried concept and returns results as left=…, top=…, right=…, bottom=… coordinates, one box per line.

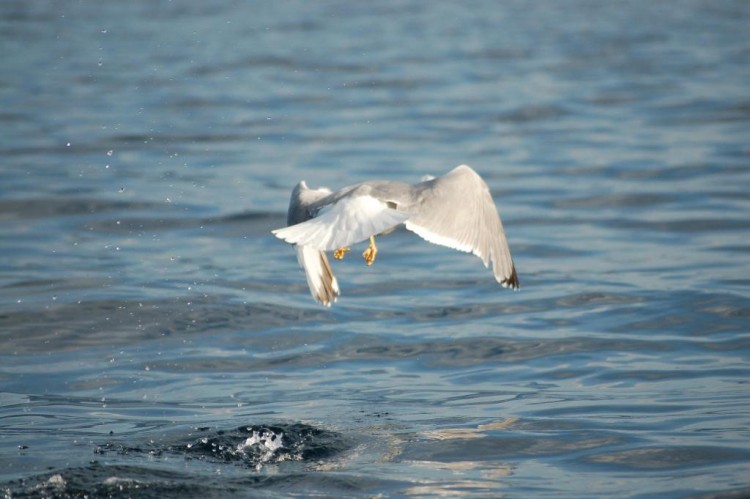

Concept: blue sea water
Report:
left=1, top=1, right=749, bottom=497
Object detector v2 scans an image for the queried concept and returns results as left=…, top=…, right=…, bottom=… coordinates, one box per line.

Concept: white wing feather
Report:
left=273, top=195, right=410, bottom=251
left=296, top=244, right=339, bottom=306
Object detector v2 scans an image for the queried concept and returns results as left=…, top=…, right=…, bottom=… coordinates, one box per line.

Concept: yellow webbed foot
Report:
left=333, top=247, right=350, bottom=260
left=362, top=235, right=378, bottom=266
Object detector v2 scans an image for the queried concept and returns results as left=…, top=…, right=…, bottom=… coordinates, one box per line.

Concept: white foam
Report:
left=45, top=474, right=66, bottom=488
left=237, top=429, right=284, bottom=470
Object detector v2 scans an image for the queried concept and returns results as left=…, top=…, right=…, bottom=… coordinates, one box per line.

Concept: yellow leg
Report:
left=333, top=247, right=350, bottom=260
left=362, top=235, right=377, bottom=266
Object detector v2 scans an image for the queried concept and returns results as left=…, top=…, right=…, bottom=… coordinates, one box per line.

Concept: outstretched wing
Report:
left=278, top=181, right=340, bottom=306
left=273, top=188, right=410, bottom=252
left=404, top=165, right=519, bottom=288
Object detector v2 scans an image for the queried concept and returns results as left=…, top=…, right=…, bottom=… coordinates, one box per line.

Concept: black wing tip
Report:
left=502, top=266, right=520, bottom=290
left=316, top=287, right=340, bottom=307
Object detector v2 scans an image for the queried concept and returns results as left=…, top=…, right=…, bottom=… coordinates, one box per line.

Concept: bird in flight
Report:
left=272, top=164, right=518, bottom=306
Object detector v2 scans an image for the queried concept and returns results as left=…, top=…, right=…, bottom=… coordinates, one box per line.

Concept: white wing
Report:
left=404, top=165, right=519, bottom=288
left=277, top=181, right=340, bottom=306
left=273, top=194, right=410, bottom=252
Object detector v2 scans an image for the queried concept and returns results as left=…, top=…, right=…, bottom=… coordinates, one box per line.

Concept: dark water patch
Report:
left=0, top=422, right=372, bottom=498
left=399, top=300, right=532, bottom=322
left=494, top=104, right=571, bottom=124
left=191, top=54, right=371, bottom=77
left=0, top=142, right=112, bottom=158
left=586, top=92, right=643, bottom=106
left=346, top=336, right=659, bottom=369
left=650, top=98, right=750, bottom=126
left=607, top=217, right=750, bottom=233
left=561, top=162, right=749, bottom=183
left=533, top=403, right=696, bottom=419
left=0, top=298, right=331, bottom=354
left=713, top=244, right=750, bottom=255
left=696, top=296, right=750, bottom=320
left=720, top=278, right=750, bottom=288
left=553, top=192, right=681, bottom=209
left=469, top=46, right=534, bottom=62
left=2, top=465, right=225, bottom=499
left=3, top=393, right=204, bottom=431
left=615, top=163, right=750, bottom=182
left=150, top=335, right=674, bottom=374
left=337, top=289, right=640, bottom=324
left=210, top=211, right=281, bottom=225
left=341, top=76, right=434, bottom=91
left=1, top=276, right=110, bottom=292
left=85, top=210, right=280, bottom=235
left=92, top=423, right=350, bottom=471
left=515, top=242, right=586, bottom=259
left=686, top=486, right=750, bottom=499
left=84, top=215, right=208, bottom=233
left=584, top=446, right=750, bottom=470
left=0, top=110, right=28, bottom=123
left=0, top=198, right=163, bottom=221
left=112, top=131, right=255, bottom=146
left=703, top=337, right=750, bottom=353
left=1, top=461, right=389, bottom=499
left=182, top=424, right=349, bottom=469
left=613, top=291, right=750, bottom=338
left=595, top=367, right=750, bottom=383
left=555, top=291, right=644, bottom=308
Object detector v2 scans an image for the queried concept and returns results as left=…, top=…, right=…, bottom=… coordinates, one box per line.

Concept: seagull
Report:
left=272, top=164, right=518, bottom=306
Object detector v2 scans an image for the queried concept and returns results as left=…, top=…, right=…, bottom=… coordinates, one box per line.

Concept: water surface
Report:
left=1, top=1, right=749, bottom=497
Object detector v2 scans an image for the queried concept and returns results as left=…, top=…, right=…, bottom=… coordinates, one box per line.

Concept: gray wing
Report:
left=283, top=181, right=340, bottom=306
left=404, top=165, right=519, bottom=288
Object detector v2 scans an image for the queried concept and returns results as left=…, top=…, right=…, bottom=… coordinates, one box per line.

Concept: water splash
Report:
left=236, top=429, right=286, bottom=471
left=181, top=424, right=347, bottom=471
